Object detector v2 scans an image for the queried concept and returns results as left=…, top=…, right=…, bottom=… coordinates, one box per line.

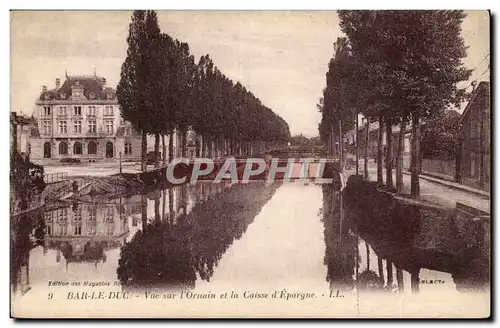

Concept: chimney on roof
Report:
left=101, top=77, right=106, bottom=86
left=55, top=78, right=60, bottom=89
left=42, top=85, right=47, bottom=93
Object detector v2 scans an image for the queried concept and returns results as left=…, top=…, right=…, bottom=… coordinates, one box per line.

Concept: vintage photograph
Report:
left=10, top=10, right=490, bottom=318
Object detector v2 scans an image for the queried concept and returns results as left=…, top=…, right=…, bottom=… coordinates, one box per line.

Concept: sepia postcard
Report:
left=10, top=10, right=491, bottom=319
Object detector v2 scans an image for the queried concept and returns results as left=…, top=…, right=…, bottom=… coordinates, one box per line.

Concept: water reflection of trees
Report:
left=321, top=183, right=386, bottom=293
left=117, top=182, right=279, bottom=291
left=333, top=176, right=490, bottom=294
left=11, top=212, right=46, bottom=294
left=321, top=184, right=356, bottom=291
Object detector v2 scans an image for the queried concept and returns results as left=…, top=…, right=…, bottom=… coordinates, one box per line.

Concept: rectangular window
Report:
left=58, top=208, right=68, bottom=222
left=88, top=120, right=96, bottom=133
left=105, top=120, right=114, bottom=135
left=42, top=106, right=51, bottom=116
left=43, top=121, right=51, bottom=135
left=89, top=207, right=97, bottom=221
left=74, top=207, right=82, bottom=221
left=57, top=106, right=67, bottom=115
left=74, top=106, right=82, bottom=116
left=88, top=106, right=97, bottom=116
left=104, top=106, right=113, bottom=116
left=74, top=120, right=82, bottom=133
left=59, top=121, right=67, bottom=134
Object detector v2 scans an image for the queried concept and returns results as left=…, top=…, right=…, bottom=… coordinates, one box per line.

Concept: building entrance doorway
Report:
left=106, top=142, right=114, bottom=158
left=43, top=142, right=51, bottom=158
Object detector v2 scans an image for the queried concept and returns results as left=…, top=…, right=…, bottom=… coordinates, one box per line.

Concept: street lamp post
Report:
left=119, top=151, right=122, bottom=175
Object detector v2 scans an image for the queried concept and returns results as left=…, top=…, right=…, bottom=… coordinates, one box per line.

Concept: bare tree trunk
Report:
left=168, top=131, right=174, bottom=162
left=411, top=112, right=421, bottom=197
left=411, top=269, right=420, bottom=294
left=386, top=260, right=393, bottom=289
left=339, top=119, right=343, bottom=173
left=356, top=111, right=359, bottom=175
left=201, top=135, right=206, bottom=157
left=378, top=256, right=384, bottom=286
left=208, top=137, right=213, bottom=158
left=154, top=198, right=160, bottom=223
left=162, top=189, right=166, bottom=220
left=366, top=241, right=370, bottom=271
left=396, top=117, right=407, bottom=193
left=326, top=132, right=330, bottom=158
left=385, top=121, right=393, bottom=190
left=141, top=130, right=147, bottom=172
left=162, top=134, right=166, bottom=166
left=364, top=117, right=369, bottom=179
left=331, top=125, right=335, bottom=161
left=141, top=193, right=147, bottom=230
left=396, top=268, right=404, bottom=293
left=377, top=117, right=384, bottom=185
left=154, top=133, right=160, bottom=168
left=168, top=188, right=174, bottom=223
left=182, top=129, right=187, bottom=158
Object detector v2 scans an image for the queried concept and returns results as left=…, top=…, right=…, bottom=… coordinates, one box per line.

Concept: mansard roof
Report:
left=38, top=74, right=116, bottom=101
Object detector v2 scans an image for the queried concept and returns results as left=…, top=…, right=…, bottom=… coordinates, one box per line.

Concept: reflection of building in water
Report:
left=167, top=182, right=229, bottom=223
left=43, top=201, right=134, bottom=267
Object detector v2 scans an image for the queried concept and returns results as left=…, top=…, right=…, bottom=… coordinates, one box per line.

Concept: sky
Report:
left=10, top=10, right=490, bottom=137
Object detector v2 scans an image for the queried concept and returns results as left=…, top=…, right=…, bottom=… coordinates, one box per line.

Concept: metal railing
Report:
left=44, top=172, right=69, bottom=184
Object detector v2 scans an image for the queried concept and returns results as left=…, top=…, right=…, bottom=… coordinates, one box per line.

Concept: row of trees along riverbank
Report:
left=117, top=11, right=291, bottom=172
left=318, top=11, right=472, bottom=197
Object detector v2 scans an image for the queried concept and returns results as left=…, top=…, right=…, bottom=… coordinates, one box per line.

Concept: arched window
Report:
left=59, top=142, right=68, bottom=155
left=88, top=141, right=97, bottom=155
left=124, top=142, right=132, bottom=155
left=73, top=142, right=82, bottom=155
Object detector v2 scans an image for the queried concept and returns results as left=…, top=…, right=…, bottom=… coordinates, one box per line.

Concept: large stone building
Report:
left=30, top=73, right=142, bottom=163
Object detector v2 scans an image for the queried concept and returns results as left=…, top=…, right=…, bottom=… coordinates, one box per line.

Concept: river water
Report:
left=11, top=180, right=490, bottom=316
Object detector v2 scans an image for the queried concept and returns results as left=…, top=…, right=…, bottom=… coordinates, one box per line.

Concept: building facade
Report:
left=458, top=81, right=490, bottom=190
left=30, top=74, right=142, bottom=163
left=346, top=119, right=411, bottom=168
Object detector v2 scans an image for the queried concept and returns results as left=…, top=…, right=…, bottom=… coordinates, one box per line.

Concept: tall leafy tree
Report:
left=339, top=10, right=471, bottom=196
left=117, top=10, right=161, bottom=171
left=319, top=37, right=357, bottom=167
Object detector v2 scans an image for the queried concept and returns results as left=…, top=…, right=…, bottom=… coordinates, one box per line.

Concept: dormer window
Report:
left=89, top=92, right=96, bottom=99
left=60, top=92, right=67, bottom=99
left=70, top=81, right=86, bottom=100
